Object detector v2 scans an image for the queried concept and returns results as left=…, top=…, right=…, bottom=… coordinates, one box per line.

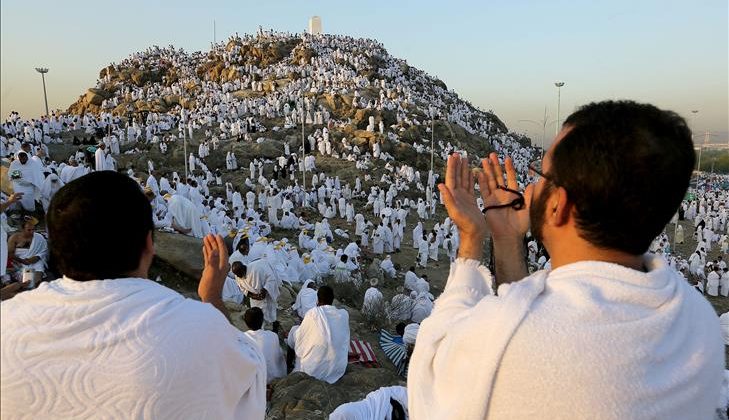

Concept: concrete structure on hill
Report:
left=308, top=16, right=322, bottom=35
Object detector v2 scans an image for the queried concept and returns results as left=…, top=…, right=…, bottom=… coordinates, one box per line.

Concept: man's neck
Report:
left=549, top=241, right=645, bottom=272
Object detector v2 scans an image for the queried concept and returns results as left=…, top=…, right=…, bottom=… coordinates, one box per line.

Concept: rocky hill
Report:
left=67, top=31, right=522, bottom=175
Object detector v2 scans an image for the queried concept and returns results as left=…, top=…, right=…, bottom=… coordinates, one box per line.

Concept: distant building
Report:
left=308, top=16, right=322, bottom=35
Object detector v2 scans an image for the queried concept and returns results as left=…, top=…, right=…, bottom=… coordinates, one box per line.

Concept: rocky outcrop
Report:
left=267, top=369, right=404, bottom=419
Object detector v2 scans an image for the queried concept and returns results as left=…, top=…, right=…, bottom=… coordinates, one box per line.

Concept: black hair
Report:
left=243, top=307, right=264, bottom=330
left=47, top=171, right=153, bottom=281
left=554, top=100, right=694, bottom=255
left=231, top=261, right=246, bottom=278
left=317, top=285, right=334, bottom=305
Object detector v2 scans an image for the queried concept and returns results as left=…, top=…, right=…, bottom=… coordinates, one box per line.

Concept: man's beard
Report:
left=529, top=183, right=552, bottom=244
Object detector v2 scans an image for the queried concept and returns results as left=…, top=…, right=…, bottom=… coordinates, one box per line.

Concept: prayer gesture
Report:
left=199, top=234, right=230, bottom=318
left=478, top=153, right=532, bottom=241
left=438, top=153, right=488, bottom=259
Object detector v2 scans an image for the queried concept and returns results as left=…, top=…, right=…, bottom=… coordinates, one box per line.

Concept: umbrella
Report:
left=379, top=329, right=408, bottom=377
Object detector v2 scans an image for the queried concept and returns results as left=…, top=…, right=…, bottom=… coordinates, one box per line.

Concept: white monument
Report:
left=308, top=16, right=322, bottom=35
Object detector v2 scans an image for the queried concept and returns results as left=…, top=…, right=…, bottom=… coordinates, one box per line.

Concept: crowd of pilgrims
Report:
left=2, top=30, right=729, bottom=417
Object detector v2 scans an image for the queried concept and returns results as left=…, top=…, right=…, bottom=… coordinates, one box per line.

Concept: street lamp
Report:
left=35, top=68, right=50, bottom=118
left=35, top=67, right=50, bottom=140
left=554, top=82, right=565, bottom=136
left=301, top=96, right=306, bottom=192
left=429, top=111, right=440, bottom=205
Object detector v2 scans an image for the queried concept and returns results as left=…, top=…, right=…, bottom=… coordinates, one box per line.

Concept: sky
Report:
left=1, top=0, right=727, bottom=147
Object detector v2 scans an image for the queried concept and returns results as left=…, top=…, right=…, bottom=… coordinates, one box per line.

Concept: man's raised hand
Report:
left=438, top=153, right=488, bottom=260
left=199, top=234, right=230, bottom=312
left=477, top=152, right=532, bottom=241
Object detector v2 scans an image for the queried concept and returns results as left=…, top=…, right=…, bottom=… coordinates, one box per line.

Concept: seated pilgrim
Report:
left=7, top=217, right=48, bottom=285
left=286, top=286, right=350, bottom=384
left=243, top=307, right=287, bottom=384
left=329, top=386, right=408, bottom=420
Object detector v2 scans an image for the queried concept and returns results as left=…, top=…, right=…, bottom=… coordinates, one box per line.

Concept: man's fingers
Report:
left=445, top=154, right=457, bottom=189
left=438, top=184, right=455, bottom=214
left=202, top=242, right=209, bottom=265
left=505, top=157, right=518, bottom=190
left=481, top=158, right=498, bottom=193
left=476, top=170, right=491, bottom=200
left=490, top=153, right=505, bottom=187
left=460, top=155, right=471, bottom=190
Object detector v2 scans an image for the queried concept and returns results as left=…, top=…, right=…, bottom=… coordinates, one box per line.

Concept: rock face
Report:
left=267, top=369, right=404, bottom=419
left=153, top=231, right=203, bottom=280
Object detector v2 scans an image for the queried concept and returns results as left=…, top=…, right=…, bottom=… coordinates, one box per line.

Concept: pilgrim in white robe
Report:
left=0, top=277, right=266, bottom=419
left=288, top=305, right=350, bottom=384
left=9, top=158, right=44, bottom=211
left=362, top=286, right=384, bottom=316
left=244, top=329, right=287, bottom=384
left=240, top=259, right=281, bottom=323
left=13, top=232, right=48, bottom=272
left=292, top=279, right=318, bottom=319
left=39, top=174, right=64, bottom=213
left=380, top=256, right=397, bottom=278
left=167, top=195, right=204, bottom=238
left=707, top=270, right=720, bottom=296
left=408, top=255, right=724, bottom=420
left=329, top=386, right=408, bottom=420
left=94, top=147, right=107, bottom=171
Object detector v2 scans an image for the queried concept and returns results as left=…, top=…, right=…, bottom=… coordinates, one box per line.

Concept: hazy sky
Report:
left=1, top=0, right=727, bottom=146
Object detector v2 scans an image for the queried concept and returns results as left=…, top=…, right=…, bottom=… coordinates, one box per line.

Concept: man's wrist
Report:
left=458, top=235, right=486, bottom=261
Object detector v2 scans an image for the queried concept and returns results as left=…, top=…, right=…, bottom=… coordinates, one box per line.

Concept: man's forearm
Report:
left=492, top=237, right=528, bottom=285
left=457, top=235, right=485, bottom=261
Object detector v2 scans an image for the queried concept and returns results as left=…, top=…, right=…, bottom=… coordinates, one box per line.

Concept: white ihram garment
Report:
left=408, top=256, right=723, bottom=420
left=290, top=305, right=350, bottom=384
left=0, top=277, right=266, bottom=419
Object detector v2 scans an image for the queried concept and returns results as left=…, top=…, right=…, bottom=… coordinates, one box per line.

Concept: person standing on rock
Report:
left=94, top=142, right=107, bottom=171
left=1, top=171, right=267, bottom=419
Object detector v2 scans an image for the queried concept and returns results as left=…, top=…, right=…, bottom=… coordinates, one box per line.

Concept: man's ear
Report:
left=552, top=187, right=572, bottom=227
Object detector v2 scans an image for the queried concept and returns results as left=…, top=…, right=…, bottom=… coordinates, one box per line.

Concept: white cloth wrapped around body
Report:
left=408, top=255, right=724, bottom=420
left=1, top=277, right=267, bottom=419
left=288, top=305, right=350, bottom=384
left=329, top=386, right=408, bottom=420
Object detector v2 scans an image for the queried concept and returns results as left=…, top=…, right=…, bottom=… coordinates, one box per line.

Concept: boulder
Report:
left=267, top=369, right=404, bottom=419
left=83, top=90, right=105, bottom=106
left=153, top=231, right=203, bottom=280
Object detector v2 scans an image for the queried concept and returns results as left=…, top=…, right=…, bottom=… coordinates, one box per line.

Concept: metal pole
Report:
left=301, top=99, right=306, bottom=191
left=184, top=132, right=189, bottom=180
left=697, top=145, right=702, bottom=172
left=41, top=73, right=49, bottom=119
left=35, top=67, right=50, bottom=141
left=541, top=106, right=547, bottom=158
left=430, top=117, right=435, bottom=205
left=554, top=82, right=564, bottom=137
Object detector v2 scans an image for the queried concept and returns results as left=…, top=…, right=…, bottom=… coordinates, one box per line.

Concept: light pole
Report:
left=429, top=112, right=439, bottom=206
left=301, top=97, right=306, bottom=191
left=35, top=67, right=50, bottom=140
left=554, top=82, right=565, bottom=136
